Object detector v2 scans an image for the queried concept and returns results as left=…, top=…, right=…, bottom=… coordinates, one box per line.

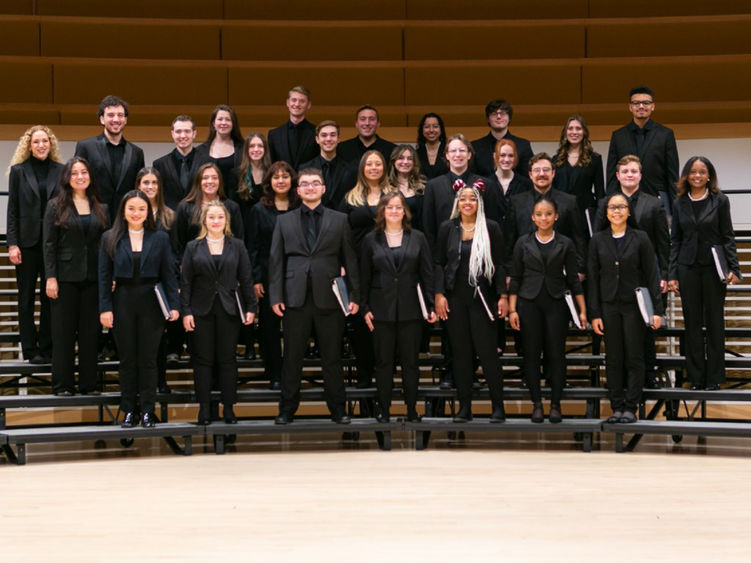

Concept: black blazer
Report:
left=269, top=205, right=360, bottom=309
left=669, top=191, right=740, bottom=280
left=180, top=236, right=257, bottom=318
left=152, top=145, right=212, bottom=210
left=247, top=202, right=290, bottom=285
left=552, top=152, right=605, bottom=215
left=74, top=134, right=145, bottom=218
left=587, top=227, right=663, bottom=320
left=268, top=119, right=318, bottom=170
left=483, top=172, right=532, bottom=228
left=339, top=200, right=377, bottom=252
left=43, top=200, right=109, bottom=282
left=503, top=188, right=587, bottom=273
left=594, top=189, right=670, bottom=280
left=606, top=120, right=679, bottom=200
left=98, top=229, right=179, bottom=313
left=471, top=131, right=534, bottom=178
left=359, top=229, right=434, bottom=322
left=172, top=199, right=244, bottom=263
left=509, top=232, right=583, bottom=300
left=434, top=218, right=507, bottom=306
left=7, top=159, right=63, bottom=247
left=299, top=154, right=357, bottom=210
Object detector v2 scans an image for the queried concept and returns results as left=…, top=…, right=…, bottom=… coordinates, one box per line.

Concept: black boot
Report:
left=224, top=404, right=237, bottom=424
left=531, top=402, right=544, bottom=423
left=197, top=403, right=211, bottom=425
left=453, top=404, right=472, bottom=423
left=406, top=405, right=421, bottom=422
left=490, top=402, right=506, bottom=423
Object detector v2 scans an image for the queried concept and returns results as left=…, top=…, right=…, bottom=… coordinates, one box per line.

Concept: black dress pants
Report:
left=257, top=296, right=282, bottom=385
left=50, top=280, right=99, bottom=394
left=192, top=298, right=241, bottom=406
left=279, top=295, right=346, bottom=416
left=16, top=243, right=52, bottom=359
left=349, top=312, right=375, bottom=385
left=372, top=319, right=423, bottom=412
left=602, top=301, right=647, bottom=411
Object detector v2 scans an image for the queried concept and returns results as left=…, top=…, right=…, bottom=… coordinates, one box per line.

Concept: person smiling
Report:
left=268, top=86, right=318, bottom=169
left=337, top=105, right=396, bottom=165
left=415, top=112, right=448, bottom=180
left=387, top=144, right=426, bottom=232
left=483, top=138, right=532, bottom=227
left=202, top=104, right=244, bottom=200
left=300, top=120, right=357, bottom=210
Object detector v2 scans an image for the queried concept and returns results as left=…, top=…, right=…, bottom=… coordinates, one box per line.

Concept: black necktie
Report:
left=306, top=210, right=317, bottom=250
left=179, top=155, right=190, bottom=193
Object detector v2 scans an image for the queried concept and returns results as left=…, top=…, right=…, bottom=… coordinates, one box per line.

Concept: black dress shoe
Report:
left=690, top=384, right=704, bottom=391
left=275, top=413, right=293, bottom=425
left=121, top=412, right=137, bottom=428
left=197, top=405, right=211, bottom=425
left=619, top=410, right=637, bottom=423
left=531, top=403, right=544, bottom=423
left=406, top=406, right=421, bottom=422
left=453, top=406, right=472, bottom=423
left=80, top=389, right=101, bottom=396
left=166, top=353, right=179, bottom=365
left=269, top=380, right=281, bottom=391
left=375, top=412, right=390, bottom=423
left=332, top=413, right=352, bottom=424
left=645, top=373, right=660, bottom=389
left=224, top=406, right=237, bottom=424
left=490, top=403, right=506, bottom=423
left=142, top=412, right=156, bottom=428
left=244, top=349, right=256, bottom=360
left=607, top=410, right=623, bottom=423
left=705, top=384, right=721, bottom=391
left=55, top=390, right=73, bottom=397
left=29, top=354, right=46, bottom=365
left=157, top=384, right=171, bottom=394
left=549, top=404, right=563, bottom=424
left=439, top=372, right=454, bottom=389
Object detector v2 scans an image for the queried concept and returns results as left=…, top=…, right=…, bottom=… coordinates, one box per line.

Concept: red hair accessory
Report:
left=452, top=179, right=466, bottom=192
left=473, top=179, right=486, bottom=192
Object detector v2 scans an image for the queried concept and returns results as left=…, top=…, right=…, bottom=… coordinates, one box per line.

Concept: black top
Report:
left=30, top=156, right=50, bottom=218
left=390, top=243, right=403, bottom=270
left=299, top=154, right=357, bottom=210
left=552, top=152, right=605, bottom=215
left=106, top=139, right=126, bottom=188
left=454, top=238, right=475, bottom=304
left=132, top=252, right=142, bottom=283
left=471, top=131, right=534, bottom=178
left=416, top=143, right=448, bottom=180
left=337, top=135, right=396, bottom=166
left=404, top=194, right=423, bottom=233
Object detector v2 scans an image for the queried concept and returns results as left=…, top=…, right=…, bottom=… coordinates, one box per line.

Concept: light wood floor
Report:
left=1, top=433, right=751, bottom=562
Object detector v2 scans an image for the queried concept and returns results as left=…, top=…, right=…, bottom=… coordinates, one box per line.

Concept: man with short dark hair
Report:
left=74, top=95, right=145, bottom=220
left=268, top=86, right=318, bottom=169
left=472, top=99, right=533, bottom=178
left=606, top=86, right=679, bottom=213
left=152, top=115, right=211, bottom=210
left=337, top=105, right=396, bottom=165
left=299, top=120, right=356, bottom=209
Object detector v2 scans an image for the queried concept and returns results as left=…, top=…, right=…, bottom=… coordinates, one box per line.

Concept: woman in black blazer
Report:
left=552, top=115, right=605, bottom=231
left=99, top=190, right=180, bottom=427
left=247, top=161, right=299, bottom=390
left=201, top=104, right=244, bottom=200
left=483, top=138, right=532, bottom=227
left=415, top=112, right=448, bottom=180
left=7, top=125, right=64, bottom=364
left=435, top=185, right=508, bottom=423
left=360, top=192, right=436, bottom=422
left=589, top=193, right=663, bottom=422
left=181, top=201, right=257, bottom=425
left=508, top=197, right=586, bottom=423
left=668, top=156, right=740, bottom=390
left=43, top=157, right=109, bottom=395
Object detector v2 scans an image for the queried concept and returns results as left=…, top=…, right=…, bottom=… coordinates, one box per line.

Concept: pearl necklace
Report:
left=535, top=232, right=555, bottom=244
left=128, top=228, right=144, bottom=234
left=688, top=189, right=709, bottom=202
left=461, top=223, right=476, bottom=232
left=385, top=230, right=403, bottom=237
left=207, top=235, right=225, bottom=243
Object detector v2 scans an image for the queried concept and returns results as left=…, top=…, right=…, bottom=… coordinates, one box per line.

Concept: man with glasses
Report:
left=269, top=168, right=360, bottom=424
left=606, top=86, right=679, bottom=214
left=472, top=99, right=534, bottom=178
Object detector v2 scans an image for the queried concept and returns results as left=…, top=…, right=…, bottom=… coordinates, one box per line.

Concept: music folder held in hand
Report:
left=331, top=276, right=351, bottom=316
left=154, top=283, right=171, bottom=320
left=711, top=245, right=730, bottom=284
left=416, top=283, right=429, bottom=321
left=634, top=287, right=654, bottom=326
left=564, top=290, right=582, bottom=329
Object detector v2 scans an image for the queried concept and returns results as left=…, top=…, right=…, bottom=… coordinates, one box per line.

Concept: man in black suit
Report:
left=152, top=115, right=211, bottom=210
left=74, top=95, right=145, bottom=220
left=267, top=86, right=318, bottom=170
left=269, top=168, right=360, bottom=424
left=472, top=99, right=534, bottom=178
left=606, top=86, right=679, bottom=214
left=337, top=105, right=396, bottom=165
left=299, top=120, right=357, bottom=209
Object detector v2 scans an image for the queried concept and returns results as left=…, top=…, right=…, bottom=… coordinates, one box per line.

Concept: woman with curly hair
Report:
left=388, top=144, right=426, bottom=232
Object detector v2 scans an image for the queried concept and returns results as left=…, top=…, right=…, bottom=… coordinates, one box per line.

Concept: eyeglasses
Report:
left=385, top=205, right=404, bottom=211
left=531, top=167, right=552, bottom=174
left=607, top=204, right=628, bottom=211
left=490, top=110, right=508, bottom=117
left=447, top=148, right=468, bottom=155
left=629, top=100, right=653, bottom=107
left=298, top=181, right=322, bottom=188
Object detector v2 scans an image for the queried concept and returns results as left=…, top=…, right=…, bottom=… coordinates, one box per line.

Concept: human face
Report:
left=138, top=173, right=160, bottom=202
left=394, top=150, right=415, bottom=175
left=286, top=92, right=310, bottom=121
left=205, top=207, right=227, bottom=237
left=384, top=196, right=405, bottom=226
left=616, top=162, right=642, bottom=192
left=213, top=110, right=233, bottom=137
left=446, top=139, right=470, bottom=173
left=363, top=153, right=385, bottom=182
left=30, top=130, right=51, bottom=160
left=69, top=162, right=90, bottom=193
left=629, top=93, right=654, bottom=122
left=687, top=160, right=710, bottom=191
left=495, top=144, right=516, bottom=172
left=201, top=168, right=220, bottom=199
left=457, top=188, right=478, bottom=220
left=487, top=108, right=510, bottom=133
left=422, top=117, right=441, bottom=143
left=532, top=201, right=557, bottom=232
left=606, top=195, right=629, bottom=228
left=529, top=159, right=554, bottom=192
left=566, top=120, right=584, bottom=146
left=316, top=125, right=339, bottom=154
left=124, top=196, right=148, bottom=230
left=171, top=120, right=196, bottom=152
left=297, top=173, right=325, bottom=206
left=355, top=109, right=379, bottom=140
left=100, top=105, right=127, bottom=137
left=270, top=168, right=292, bottom=195
left=247, top=136, right=265, bottom=162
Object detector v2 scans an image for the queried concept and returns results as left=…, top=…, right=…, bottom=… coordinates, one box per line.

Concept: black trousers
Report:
left=113, top=284, right=165, bottom=414
left=15, top=243, right=52, bottom=359
left=518, top=291, right=568, bottom=405
left=50, top=280, right=99, bottom=393
left=679, top=264, right=727, bottom=386
left=192, top=298, right=241, bottom=406
left=603, top=301, right=646, bottom=411
left=445, top=295, right=503, bottom=409
left=257, top=296, right=282, bottom=384
left=372, top=319, right=422, bottom=412
left=349, top=312, right=375, bottom=384
left=279, top=295, right=346, bottom=416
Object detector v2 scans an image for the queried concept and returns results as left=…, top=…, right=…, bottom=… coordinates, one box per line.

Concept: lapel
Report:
left=398, top=230, right=413, bottom=273
left=197, top=237, right=219, bottom=273
left=695, top=192, right=719, bottom=225
left=632, top=192, right=646, bottom=225
left=525, top=233, right=543, bottom=267
left=20, top=160, right=40, bottom=199
left=604, top=228, right=634, bottom=261
left=48, top=162, right=62, bottom=198
left=312, top=207, right=331, bottom=253
left=166, top=152, right=182, bottom=188
left=140, top=229, right=156, bottom=267
left=118, top=142, right=134, bottom=191
left=95, top=135, right=114, bottom=184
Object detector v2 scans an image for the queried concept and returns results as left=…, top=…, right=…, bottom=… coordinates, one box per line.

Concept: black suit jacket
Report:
left=359, top=229, right=434, bottom=322
left=268, top=119, right=318, bottom=170
left=180, top=236, right=257, bottom=318
left=172, top=199, right=244, bottom=263
left=471, top=131, right=534, bottom=178
left=606, top=120, right=679, bottom=201
left=74, top=134, right=145, bottom=219
left=7, top=159, right=63, bottom=247
left=43, top=200, right=109, bottom=282
left=669, top=191, right=740, bottom=280
left=269, top=205, right=360, bottom=309
left=483, top=172, right=532, bottom=228
left=587, top=227, right=663, bottom=319
left=503, top=188, right=587, bottom=273
left=509, top=232, right=583, bottom=300
left=552, top=152, right=605, bottom=216
left=594, top=189, right=669, bottom=280
left=152, top=145, right=212, bottom=210
left=98, top=229, right=179, bottom=313
left=299, top=154, right=356, bottom=209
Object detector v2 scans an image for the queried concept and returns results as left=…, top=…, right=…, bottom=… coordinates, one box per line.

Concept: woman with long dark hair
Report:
left=202, top=104, right=244, bottom=199
left=416, top=112, right=448, bottom=180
